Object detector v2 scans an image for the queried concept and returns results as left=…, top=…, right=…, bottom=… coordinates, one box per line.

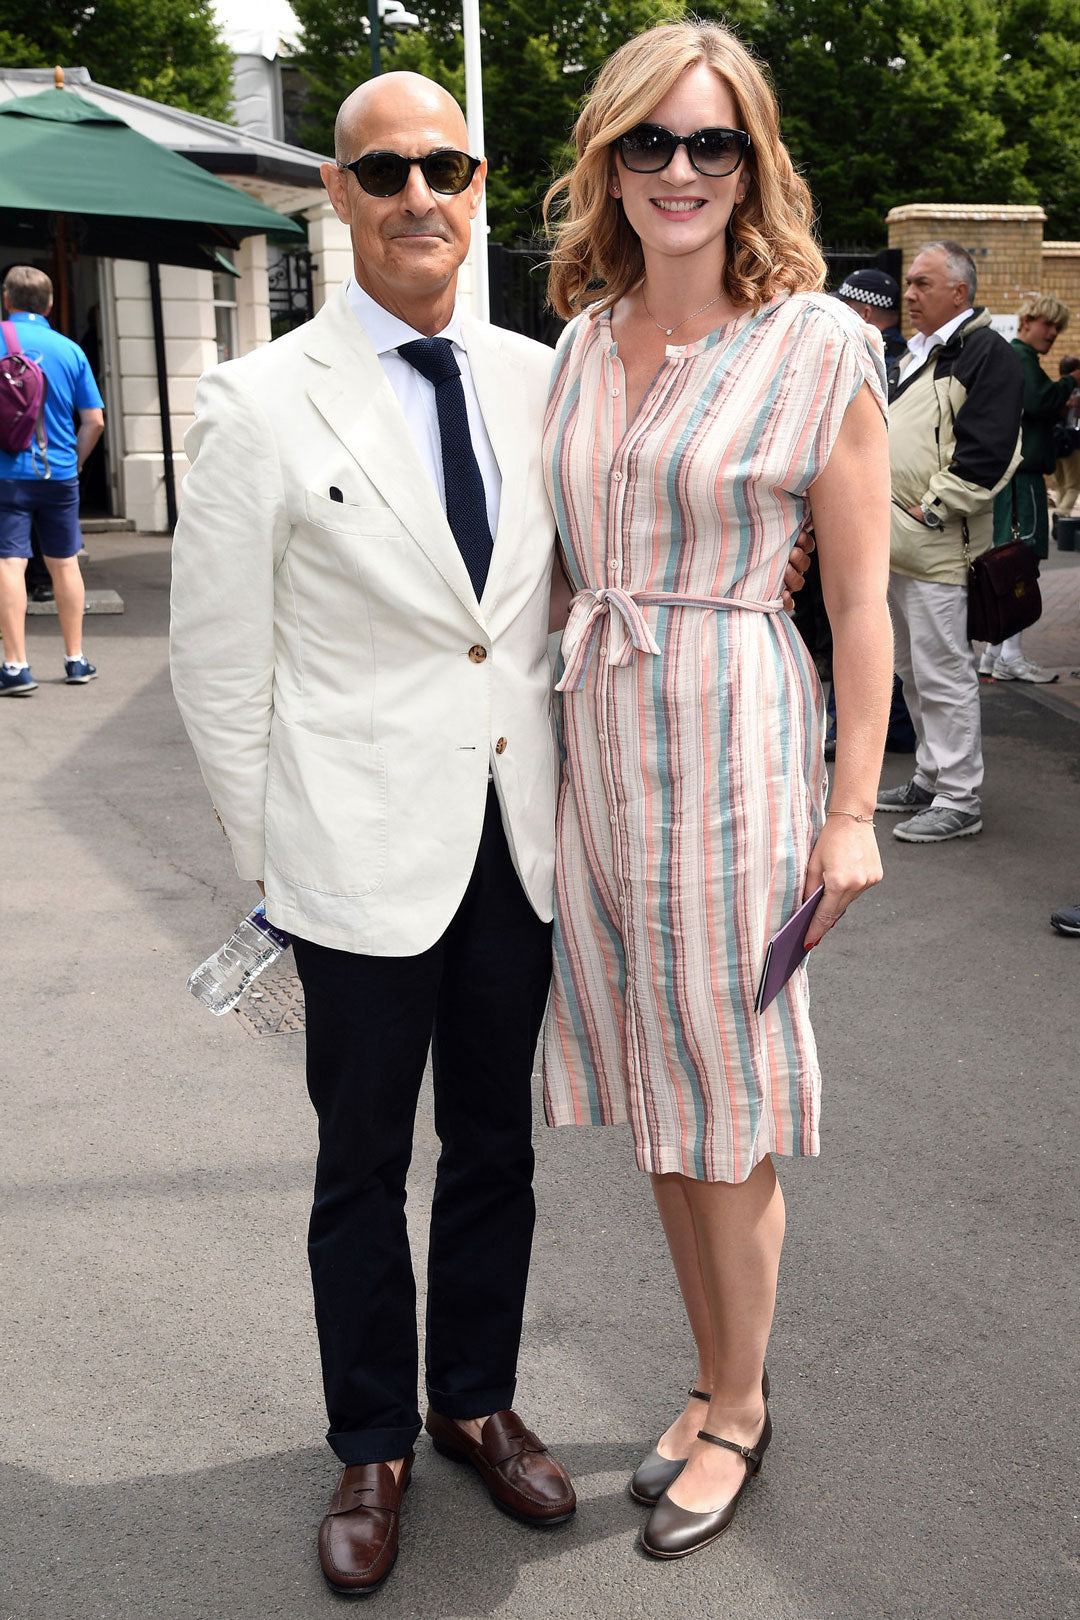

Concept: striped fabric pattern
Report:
left=542, top=292, right=887, bottom=1183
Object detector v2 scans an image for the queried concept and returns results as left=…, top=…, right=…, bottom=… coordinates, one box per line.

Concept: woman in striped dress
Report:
left=543, top=21, right=892, bottom=1558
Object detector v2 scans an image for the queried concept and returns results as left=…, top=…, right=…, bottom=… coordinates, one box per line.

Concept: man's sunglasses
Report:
left=615, top=123, right=750, bottom=178
left=338, top=149, right=482, bottom=198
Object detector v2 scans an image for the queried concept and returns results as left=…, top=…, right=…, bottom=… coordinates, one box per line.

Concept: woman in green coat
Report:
left=984, top=294, right=1080, bottom=682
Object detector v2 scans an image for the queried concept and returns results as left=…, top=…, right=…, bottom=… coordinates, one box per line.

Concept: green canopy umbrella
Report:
left=0, top=87, right=302, bottom=272
left=0, top=87, right=305, bottom=527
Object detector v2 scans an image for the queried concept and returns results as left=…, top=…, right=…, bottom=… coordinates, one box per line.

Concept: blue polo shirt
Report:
left=0, top=311, right=103, bottom=481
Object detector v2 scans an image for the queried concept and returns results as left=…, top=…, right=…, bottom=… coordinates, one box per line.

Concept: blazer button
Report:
left=495, top=737, right=507, bottom=754
left=468, top=645, right=487, bottom=663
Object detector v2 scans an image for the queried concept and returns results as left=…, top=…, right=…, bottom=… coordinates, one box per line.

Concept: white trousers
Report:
left=888, top=573, right=983, bottom=815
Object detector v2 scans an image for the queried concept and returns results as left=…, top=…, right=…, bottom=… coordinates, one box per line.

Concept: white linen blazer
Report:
left=170, top=284, right=558, bottom=955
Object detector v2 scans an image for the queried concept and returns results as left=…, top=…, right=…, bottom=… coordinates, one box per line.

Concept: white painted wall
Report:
left=112, top=241, right=271, bottom=531
left=305, top=200, right=353, bottom=311
left=236, top=233, right=272, bottom=352
left=230, top=53, right=281, bottom=139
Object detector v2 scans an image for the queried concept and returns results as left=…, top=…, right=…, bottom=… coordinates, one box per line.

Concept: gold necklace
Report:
left=641, top=286, right=725, bottom=337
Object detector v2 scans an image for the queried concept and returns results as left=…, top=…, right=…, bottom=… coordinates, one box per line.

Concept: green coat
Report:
left=993, top=340, right=1079, bottom=555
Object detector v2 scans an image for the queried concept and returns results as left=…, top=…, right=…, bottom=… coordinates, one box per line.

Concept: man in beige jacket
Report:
left=877, top=241, right=1022, bottom=843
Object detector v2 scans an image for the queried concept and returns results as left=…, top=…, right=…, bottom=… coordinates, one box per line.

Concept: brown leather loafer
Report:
left=318, top=1451, right=413, bottom=1597
left=424, top=1408, right=576, bottom=1526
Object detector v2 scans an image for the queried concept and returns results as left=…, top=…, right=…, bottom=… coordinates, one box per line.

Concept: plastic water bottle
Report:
left=187, top=903, right=292, bottom=1015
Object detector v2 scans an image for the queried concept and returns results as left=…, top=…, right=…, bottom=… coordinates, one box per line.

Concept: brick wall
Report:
left=1041, top=244, right=1080, bottom=371
left=885, top=203, right=1047, bottom=335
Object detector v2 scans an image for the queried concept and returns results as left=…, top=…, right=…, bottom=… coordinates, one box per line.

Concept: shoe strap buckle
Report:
left=697, top=1429, right=761, bottom=1465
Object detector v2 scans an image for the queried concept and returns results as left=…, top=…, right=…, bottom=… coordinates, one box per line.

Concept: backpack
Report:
left=0, top=320, right=50, bottom=478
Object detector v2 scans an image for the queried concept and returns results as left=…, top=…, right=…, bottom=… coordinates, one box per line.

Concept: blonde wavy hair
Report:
left=1017, top=292, right=1070, bottom=331
left=544, top=19, right=826, bottom=320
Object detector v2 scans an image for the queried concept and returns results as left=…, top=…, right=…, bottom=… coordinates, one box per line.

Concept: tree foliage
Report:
left=290, top=0, right=684, bottom=240
left=0, top=1, right=235, bottom=123
left=994, top=0, right=1080, bottom=241
left=718, top=1, right=1023, bottom=241
left=291, top=0, right=1080, bottom=245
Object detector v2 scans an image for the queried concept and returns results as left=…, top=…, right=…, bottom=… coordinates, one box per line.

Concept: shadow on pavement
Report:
left=1, top=1440, right=648, bottom=1620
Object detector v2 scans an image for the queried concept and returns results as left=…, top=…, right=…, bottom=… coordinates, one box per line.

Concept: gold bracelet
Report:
left=826, top=809, right=876, bottom=827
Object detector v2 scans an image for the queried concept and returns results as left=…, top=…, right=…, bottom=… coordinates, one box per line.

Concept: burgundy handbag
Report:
left=964, top=504, right=1042, bottom=645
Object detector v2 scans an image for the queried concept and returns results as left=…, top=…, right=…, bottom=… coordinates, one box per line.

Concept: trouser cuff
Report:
left=328, top=1422, right=421, bottom=1465
left=425, top=1380, right=517, bottom=1421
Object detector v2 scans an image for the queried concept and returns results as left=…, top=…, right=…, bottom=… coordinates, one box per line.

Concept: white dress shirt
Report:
left=900, top=307, right=974, bottom=379
left=345, top=278, right=501, bottom=542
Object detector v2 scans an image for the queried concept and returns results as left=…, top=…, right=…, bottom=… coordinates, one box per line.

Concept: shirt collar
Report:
left=345, top=277, right=463, bottom=355
left=906, top=307, right=973, bottom=364
left=8, top=311, right=49, bottom=325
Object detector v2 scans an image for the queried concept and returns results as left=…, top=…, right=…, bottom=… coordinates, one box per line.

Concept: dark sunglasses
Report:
left=615, top=123, right=750, bottom=178
left=338, top=148, right=482, bottom=198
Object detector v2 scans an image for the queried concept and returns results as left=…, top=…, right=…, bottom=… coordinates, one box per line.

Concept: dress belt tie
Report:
left=555, top=586, right=785, bottom=693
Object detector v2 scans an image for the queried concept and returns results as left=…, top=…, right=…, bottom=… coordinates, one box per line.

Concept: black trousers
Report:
left=292, top=788, right=553, bottom=1465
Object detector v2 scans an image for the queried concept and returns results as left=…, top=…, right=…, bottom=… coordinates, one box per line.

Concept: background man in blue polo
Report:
left=0, top=264, right=104, bottom=695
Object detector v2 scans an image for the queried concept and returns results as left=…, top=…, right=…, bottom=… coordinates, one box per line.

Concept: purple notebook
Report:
left=754, top=884, right=825, bottom=1015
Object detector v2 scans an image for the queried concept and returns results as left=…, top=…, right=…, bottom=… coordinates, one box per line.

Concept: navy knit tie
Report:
left=398, top=337, right=493, bottom=599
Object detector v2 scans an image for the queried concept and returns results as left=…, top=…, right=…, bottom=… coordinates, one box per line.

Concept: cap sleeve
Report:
left=790, top=298, right=888, bottom=494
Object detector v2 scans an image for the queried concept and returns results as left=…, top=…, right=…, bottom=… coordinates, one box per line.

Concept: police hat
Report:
left=835, top=268, right=901, bottom=309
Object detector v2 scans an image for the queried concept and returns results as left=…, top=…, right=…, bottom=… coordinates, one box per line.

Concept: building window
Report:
left=279, top=64, right=308, bottom=148
left=213, top=264, right=238, bottom=363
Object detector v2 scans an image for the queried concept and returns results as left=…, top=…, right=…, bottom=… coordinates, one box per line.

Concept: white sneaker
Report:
left=977, top=650, right=996, bottom=677
left=991, top=656, right=1059, bottom=684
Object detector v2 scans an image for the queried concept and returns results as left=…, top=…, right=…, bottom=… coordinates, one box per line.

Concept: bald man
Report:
left=172, top=73, right=574, bottom=1595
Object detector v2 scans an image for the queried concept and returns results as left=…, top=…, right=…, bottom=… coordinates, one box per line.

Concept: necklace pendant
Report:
left=665, top=327, right=673, bottom=336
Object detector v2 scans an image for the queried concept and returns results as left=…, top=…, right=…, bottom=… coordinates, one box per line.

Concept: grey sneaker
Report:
left=1050, top=904, right=1080, bottom=936
left=876, top=778, right=934, bottom=813
left=991, top=655, right=1058, bottom=684
left=893, top=806, right=982, bottom=843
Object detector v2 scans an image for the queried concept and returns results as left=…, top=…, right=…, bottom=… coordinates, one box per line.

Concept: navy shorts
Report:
left=0, top=478, right=83, bottom=559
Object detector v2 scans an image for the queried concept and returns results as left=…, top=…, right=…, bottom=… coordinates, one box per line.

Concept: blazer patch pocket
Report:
left=265, top=718, right=388, bottom=897
left=304, top=488, right=402, bottom=537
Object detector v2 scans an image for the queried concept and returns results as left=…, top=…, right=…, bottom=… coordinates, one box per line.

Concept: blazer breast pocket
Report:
left=304, top=488, right=403, bottom=537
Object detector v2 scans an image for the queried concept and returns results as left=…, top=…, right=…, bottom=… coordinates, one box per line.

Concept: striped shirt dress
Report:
left=542, top=291, right=886, bottom=1183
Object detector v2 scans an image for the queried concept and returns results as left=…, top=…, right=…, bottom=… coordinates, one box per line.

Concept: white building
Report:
left=1, top=9, right=487, bottom=531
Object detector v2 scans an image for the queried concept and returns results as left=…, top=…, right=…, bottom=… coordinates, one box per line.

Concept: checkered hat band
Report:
left=838, top=282, right=894, bottom=307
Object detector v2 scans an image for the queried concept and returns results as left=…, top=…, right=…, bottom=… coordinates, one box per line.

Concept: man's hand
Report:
left=781, top=528, right=814, bottom=609
left=905, top=504, right=926, bottom=523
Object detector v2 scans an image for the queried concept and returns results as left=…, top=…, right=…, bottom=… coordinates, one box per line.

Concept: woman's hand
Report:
left=801, top=815, right=882, bottom=949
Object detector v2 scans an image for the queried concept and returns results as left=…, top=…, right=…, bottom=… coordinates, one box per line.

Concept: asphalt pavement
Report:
left=2, top=534, right=1077, bottom=1620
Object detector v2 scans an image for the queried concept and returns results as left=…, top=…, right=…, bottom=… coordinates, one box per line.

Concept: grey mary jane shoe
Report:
left=628, top=1369, right=770, bottom=1506
left=639, top=1405, right=772, bottom=1560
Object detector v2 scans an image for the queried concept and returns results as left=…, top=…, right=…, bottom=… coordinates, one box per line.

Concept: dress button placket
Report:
left=601, top=339, right=638, bottom=1083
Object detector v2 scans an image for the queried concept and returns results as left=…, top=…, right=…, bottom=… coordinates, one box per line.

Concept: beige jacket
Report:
left=889, top=308, right=1023, bottom=586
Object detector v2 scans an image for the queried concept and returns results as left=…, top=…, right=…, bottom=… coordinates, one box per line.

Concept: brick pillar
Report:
left=885, top=204, right=1047, bottom=336
left=1040, top=243, right=1080, bottom=373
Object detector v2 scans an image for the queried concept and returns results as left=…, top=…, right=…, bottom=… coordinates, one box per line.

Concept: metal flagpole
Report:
left=461, top=0, right=490, bottom=321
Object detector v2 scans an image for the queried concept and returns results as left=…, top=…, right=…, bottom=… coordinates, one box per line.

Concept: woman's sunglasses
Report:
left=615, top=123, right=750, bottom=178
left=338, top=149, right=482, bottom=198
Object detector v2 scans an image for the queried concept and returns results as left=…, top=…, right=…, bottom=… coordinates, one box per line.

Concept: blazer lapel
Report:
left=303, top=288, right=483, bottom=622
